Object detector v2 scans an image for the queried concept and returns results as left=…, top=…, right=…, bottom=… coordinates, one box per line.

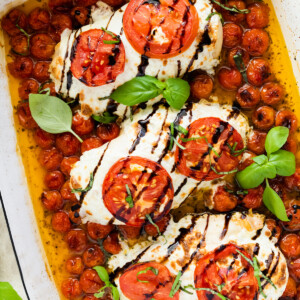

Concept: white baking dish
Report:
left=0, top=0, right=299, bottom=299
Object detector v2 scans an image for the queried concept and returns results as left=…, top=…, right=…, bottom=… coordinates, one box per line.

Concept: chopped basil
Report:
left=145, top=214, right=161, bottom=236
left=233, top=53, right=248, bottom=83
left=103, top=40, right=120, bottom=44
left=136, top=267, right=159, bottom=283
left=214, top=283, right=225, bottom=292
left=206, top=12, right=224, bottom=25
left=92, top=111, right=117, bottom=124
left=227, top=141, right=246, bottom=157
left=72, top=173, right=94, bottom=193
left=212, top=0, right=249, bottom=14
left=16, top=24, right=30, bottom=49
left=125, top=184, right=134, bottom=208
left=101, top=27, right=118, bottom=39
left=181, top=285, right=229, bottom=300
left=169, top=271, right=182, bottom=297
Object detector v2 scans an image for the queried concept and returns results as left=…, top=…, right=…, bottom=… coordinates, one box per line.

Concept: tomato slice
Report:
left=102, top=156, right=174, bottom=227
left=175, top=117, right=244, bottom=181
left=119, top=262, right=180, bottom=300
left=194, top=244, right=258, bottom=300
left=123, top=0, right=199, bottom=58
left=70, top=29, right=125, bottom=87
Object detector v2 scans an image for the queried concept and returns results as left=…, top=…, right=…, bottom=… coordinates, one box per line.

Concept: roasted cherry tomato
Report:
left=79, top=269, right=104, bottom=294
left=252, top=106, right=275, bottom=130
left=40, top=81, right=56, bottom=96
left=44, top=170, right=65, bottom=190
left=72, top=112, right=95, bottom=136
left=284, top=167, right=300, bottom=191
left=70, top=29, right=125, bottom=87
left=61, top=278, right=82, bottom=299
left=56, top=132, right=80, bottom=156
left=247, top=58, right=271, bottom=87
left=17, top=102, right=38, bottom=129
left=238, top=151, right=256, bottom=171
left=34, top=128, right=55, bottom=149
left=60, top=180, right=78, bottom=202
left=119, top=262, right=180, bottom=300
left=175, top=117, right=244, bottom=181
left=260, top=82, right=284, bottom=106
left=218, top=67, right=242, bottom=90
left=246, top=2, right=270, bottom=29
left=282, top=277, right=297, bottom=298
left=213, top=186, right=238, bottom=212
left=282, top=199, right=300, bottom=231
left=49, top=0, right=73, bottom=13
left=96, top=123, right=120, bottom=142
left=28, top=8, right=50, bottom=31
left=265, top=218, right=282, bottom=240
left=227, top=47, right=250, bottom=68
left=118, top=225, right=141, bottom=240
left=74, top=0, right=98, bottom=6
left=275, top=110, right=298, bottom=133
left=83, top=244, right=105, bottom=267
left=87, top=222, right=114, bottom=240
left=18, top=79, right=39, bottom=100
left=81, top=137, right=103, bottom=153
left=289, top=258, right=300, bottom=281
left=284, top=136, right=298, bottom=155
left=247, top=130, right=266, bottom=155
left=1, top=9, right=27, bottom=37
left=30, top=33, right=56, bottom=60
left=41, top=190, right=63, bottom=211
left=65, top=256, right=85, bottom=275
left=194, top=244, right=258, bottom=300
left=50, top=13, right=72, bottom=42
left=223, top=23, right=243, bottom=49
left=10, top=34, right=29, bottom=56
left=236, top=84, right=260, bottom=108
left=103, top=232, right=122, bottom=254
left=242, top=185, right=263, bottom=209
left=144, top=215, right=170, bottom=236
left=190, top=74, right=214, bottom=99
left=65, top=229, right=88, bottom=252
left=123, top=0, right=199, bottom=58
left=33, top=61, right=51, bottom=82
left=222, top=0, right=247, bottom=23
left=39, top=148, right=63, bottom=170
left=60, top=156, right=80, bottom=177
left=103, top=156, right=174, bottom=227
left=279, top=233, right=300, bottom=258
left=242, top=29, right=269, bottom=56
left=71, top=7, right=90, bottom=27
left=52, top=211, right=71, bottom=233
left=8, top=56, right=33, bottom=78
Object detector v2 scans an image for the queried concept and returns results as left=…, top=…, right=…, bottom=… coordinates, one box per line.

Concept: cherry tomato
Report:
left=283, top=136, right=298, bottom=155
left=56, top=133, right=80, bottom=156
left=8, top=57, right=33, bottom=78
left=265, top=218, right=282, bottom=240
left=28, top=8, right=50, bottom=30
left=48, top=0, right=73, bottom=13
left=44, top=170, right=65, bottom=190
left=260, top=82, right=284, bottom=106
left=17, top=102, right=38, bottom=129
left=65, top=229, right=88, bottom=252
left=194, top=244, right=258, bottom=300
left=213, top=186, right=238, bottom=212
left=247, top=58, right=271, bottom=87
left=119, top=262, right=180, bottom=300
left=123, top=0, right=199, bottom=58
left=175, top=117, right=244, bottom=181
left=41, top=190, right=63, bottom=211
left=252, top=106, right=275, bottom=130
left=238, top=151, right=256, bottom=171
left=222, top=0, right=247, bottom=23
left=190, top=74, right=214, bottom=99
left=275, top=110, right=298, bottom=133
left=86, top=223, right=113, bottom=241
left=246, top=2, right=270, bottom=29
left=65, top=256, right=85, bottom=275
left=68, top=209, right=82, bottom=225
left=40, top=81, right=56, bottom=96
left=18, top=79, right=39, bottom=100
left=103, top=232, right=122, bottom=254
left=218, top=67, right=242, bottom=90
left=284, top=168, right=300, bottom=191
left=60, top=180, right=78, bottom=202
left=61, top=278, right=82, bottom=299
left=242, top=29, right=269, bottom=56
left=103, top=156, right=174, bottom=227
left=10, top=34, right=29, bottom=56
left=282, top=199, right=300, bottom=231
left=81, top=137, right=103, bottom=153
left=280, top=233, right=300, bottom=258
left=96, top=123, right=120, bottom=142
left=223, top=23, right=243, bottom=48
left=72, top=112, right=95, bottom=136
left=144, top=215, right=170, bottom=236
left=70, top=29, right=125, bottom=86
left=39, top=148, right=63, bottom=171
left=34, top=128, right=55, bottom=149
left=236, top=84, right=260, bottom=108
left=74, top=0, right=98, bottom=6
left=242, top=185, right=263, bottom=209
left=30, top=33, right=56, bottom=60
left=247, top=130, right=266, bottom=155
left=282, top=277, right=297, bottom=298
left=83, top=244, right=105, bottom=267
left=118, top=225, right=141, bottom=240
left=1, top=9, right=27, bottom=37
left=71, top=7, right=90, bottom=27
left=52, top=211, right=71, bottom=233
left=50, top=13, right=72, bottom=42
left=60, top=156, right=80, bottom=177
left=289, top=258, right=300, bottom=281
left=79, top=269, right=104, bottom=294
left=227, top=47, right=250, bottom=68
left=33, top=61, right=51, bottom=82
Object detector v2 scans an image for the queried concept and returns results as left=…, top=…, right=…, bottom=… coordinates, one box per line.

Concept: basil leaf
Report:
left=93, top=266, right=109, bottom=283
left=212, top=0, right=249, bottom=13
left=269, top=150, right=296, bottom=176
left=263, top=181, right=289, bottom=221
left=0, top=282, right=22, bottom=300
left=265, top=126, right=289, bottom=156
left=163, top=78, right=190, bottom=110
left=260, top=163, right=277, bottom=179
left=236, top=163, right=266, bottom=189
left=111, top=286, right=120, bottom=300
left=136, top=267, right=159, bottom=283
left=110, top=76, right=163, bottom=106
left=29, top=94, right=83, bottom=142
left=125, top=184, right=134, bottom=208
left=94, top=287, right=106, bottom=298
left=92, top=112, right=117, bottom=124
left=252, top=155, right=268, bottom=166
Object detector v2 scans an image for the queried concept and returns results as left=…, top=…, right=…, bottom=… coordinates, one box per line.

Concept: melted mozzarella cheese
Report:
left=70, top=100, right=251, bottom=225
left=109, top=212, right=288, bottom=300
left=50, top=0, right=222, bottom=115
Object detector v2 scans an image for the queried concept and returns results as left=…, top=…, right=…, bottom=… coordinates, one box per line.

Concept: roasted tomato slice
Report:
left=123, top=0, right=199, bottom=58
left=70, top=29, right=125, bottom=87
left=119, top=262, right=179, bottom=300
left=194, top=244, right=258, bottom=300
left=175, top=117, right=244, bottom=181
left=102, top=156, right=174, bottom=227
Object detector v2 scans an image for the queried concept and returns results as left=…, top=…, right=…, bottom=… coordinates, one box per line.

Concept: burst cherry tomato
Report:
left=8, top=57, right=33, bottom=78
left=119, top=262, right=180, bottom=300
left=71, top=7, right=90, bottom=27
left=17, top=102, right=38, bottom=129
left=103, top=156, right=174, bottom=227
left=82, top=244, right=105, bottom=267
left=79, top=269, right=104, bottom=294
left=118, top=225, right=141, bottom=240
left=30, top=33, right=56, bottom=60
left=96, top=123, right=120, bottom=142
left=18, top=79, right=39, bottom=100
left=28, top=8, right=50, bottom=31
left=61, top=278, right=82, bottom=299
left=284, top=168, right=300, bottom=191
left=218, top=67, right=242, bottom=90
left=65, top=229, right=88, bottom=252
left=44, top=170, right=65, bottom=190
left=81, top=137, right=103, bottom=153
left=56, top=133, right=80, bottom=156
left=190, top=74, right=214, bottom=99
left=39, top=148, right=63, bottom=170
left=72, top=112, right=95, bottom=136
left=282, top=277, right=297, bottom=298
left=70, top=29, right=125, bottom=86
left=60, top=180, right=78, bottom=202
left=123, top=0, right=199, bottom=58
left=284, top=136, right=298, bottom=155
left=246, top=2, right=270, bottom=29
left=247, top=130, right=266, bottom=155
left=236, top=84, right=260, bottom=108
left=242, top=185, right=263, bottom=209
left=247, top=58, right=271, bottom=87
left=252, top=106, right=275, bottom=130
left=266, top=218, right=282, bottom=240
left=242, top=29, right=269, bottom=56
left=213, top=186, right=237, bottom=212
left=41, top=190, right=63, bottom=211
left=60, top=156, right=80, bottom=177
left=275, top=110, right=298, bottom=133
left=65, top=256, right=85, bottom=275
left=34, top=128, right=55, bottom=149
left=52, top=211, right=71, bottom=233
left=1, top=9, right=27, bottom=37
left=261, top=82, right=284, bottom=106
left=87, top=222, right=114, bottom=240
left=282, top=199, right=300, bottom=231
left=222, top=23, right=243, bottom=48
left=103, top=232, right=122, bottom=254
left=227, top=47, right=250, bottom=68
left=194, top=244, right=258, bottom=300
left=175, top=117, right=244, bottom=181
left=10, top=34, right=29, bottom=56
left=279, top=233, right=300, bottom=258
left=50, top=13, right=72, bottom=42
left=144, top=215, right=170, bottom=236
left=289, top=258, right=300, bottom=280
left=222, top=0, right=247, bottom=23
left=33, top=61, right=51, bottom=82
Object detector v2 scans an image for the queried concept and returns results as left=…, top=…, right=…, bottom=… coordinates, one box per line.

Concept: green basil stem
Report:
left=233, top=54, right=248, bottom=83
left=101, top=27, right=118, bottom=39
left=145, top=214, right=161, bottom=236
left=136, top=267, right=159, bottom=283
left=169, top=272, right=182, bottom=297
left=125, top=184, right=134, bottom=208
left=212, top=0, right=249, bottom=14
left=72, top=173, right=94, bottom=193
left=214, top=283, right=225, bottom=292
left=183, top=286, right=229, bottom=300
left=206, top=12, right=224, bottom=24
left=16, top=24, right=30, bottom=48
left=227, top=142, right=246, bottom=157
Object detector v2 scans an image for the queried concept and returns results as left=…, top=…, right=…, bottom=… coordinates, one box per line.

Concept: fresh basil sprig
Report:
left=71, top=173, right=94, bottom=193
left=92, top=112, right=117, bottom=124
left=233, top=53, right=248, bottom=83
left=136, top=267, right=159, bottom=283
left=212, top=0, right=249, bottom=14
left=110, top=76, right=190, bottom=110
left=0, top=282, right=22, bottom=300
left=125, top=184, right=134, bottom=208
left=236, top=126, right=295, bottom=221
left=93, top=266, right=119, bottom=300
left=29, top=93, right=83, bottom=142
